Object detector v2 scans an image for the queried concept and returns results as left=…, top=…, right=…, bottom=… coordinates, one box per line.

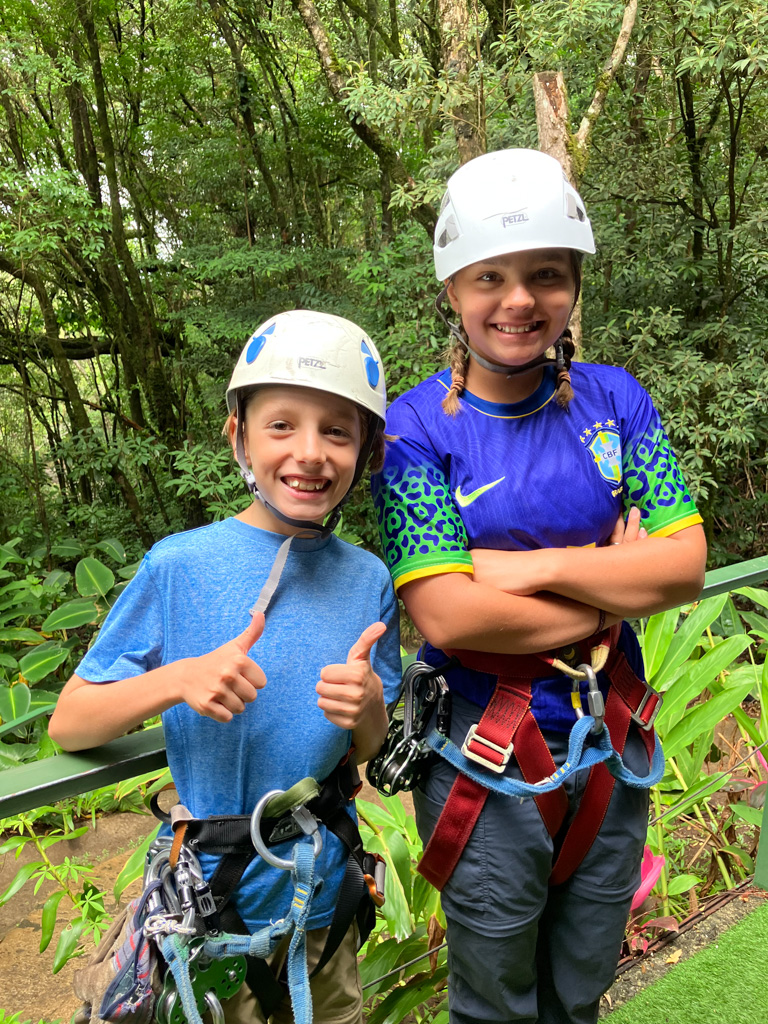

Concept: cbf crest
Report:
left=580, top=420, right=622, bottom=485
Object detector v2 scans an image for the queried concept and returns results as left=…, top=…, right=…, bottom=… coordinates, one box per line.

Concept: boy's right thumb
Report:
left=236, top=610, right=265, bottom=653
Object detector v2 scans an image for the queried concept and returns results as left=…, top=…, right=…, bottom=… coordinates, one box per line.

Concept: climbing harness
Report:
left=148, top=754, right=385, bottom=1021
left=152, top=786, right=323, bottom=1024
left=366, top=658, right=454, bottom=796
left=376, top=626, right=664, bottom=892
left=73, top=784, right=327, bottom=1024
left=75, top=767, right=384, bottom=1024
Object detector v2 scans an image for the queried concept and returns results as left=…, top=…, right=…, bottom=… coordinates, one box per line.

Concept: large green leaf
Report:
left=0, top=860, right=42, bottom=907
left=0, top=627, right=45, bottom=644
left=652, top=594, right=728, bottom=687
left=51, top=539, right=83, bottom=559
left=114, top=825, right=160, bottom=901
left=43, top=569, right=71, bottom=590
left=0, top=543, right=25, bottom=567
left=358, top=933, right=426, bottom=993
left=383, top=825, right=412, bottom=901
left=40, top=890, right=68, bottom=953
left=53, top=917, right=85, bottom=973
left=716, top=596, right=742, bottom=637
left=654, top=634, right=752, bottom=735
left=735, top=587, right=768, bottom=613
left=19, top=642, right=68, bottom=683
left=117, top=561, right=141, bottom=581
left=0, top=653, right=17, bottom=670
left=0, top=682, right=31, bottom=722
left=666, top=873, right=702, bottom=896
left=75, top=557, right=115, bottom=600
left=731, top=803, right=763, bottom=828
left=642, top=608, right=680, bottom=681
left=42, top=598, right=99, bottom=632
left=366, top=964, right=449, bottom=1024
left=95, top=538, right=126, bottom=563
left=365, top=832, right=413, bottom=940
left=662, top=676, right=757, bottom=759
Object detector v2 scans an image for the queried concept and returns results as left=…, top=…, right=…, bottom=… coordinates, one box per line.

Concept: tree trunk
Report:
left=532, top=73, right=582, bottom=349
left=439, top=0, right=486, bottom=164
left=290, top=0, right=437, bottom=235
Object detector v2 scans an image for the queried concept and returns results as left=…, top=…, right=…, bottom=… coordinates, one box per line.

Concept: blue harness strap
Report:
left=426, top=716, right=664, bottom=798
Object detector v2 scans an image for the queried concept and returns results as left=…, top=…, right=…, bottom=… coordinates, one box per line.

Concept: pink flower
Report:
left=631, top=845, right=666, bottom=911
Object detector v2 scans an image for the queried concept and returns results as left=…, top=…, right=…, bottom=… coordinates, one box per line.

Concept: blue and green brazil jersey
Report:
left=372, top=363, right=702, bottom=730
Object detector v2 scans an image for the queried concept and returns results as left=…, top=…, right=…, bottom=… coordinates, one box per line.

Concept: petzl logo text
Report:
left=501, top=213, right=529, bottom=228
left=298, top=357, right=326, bottom=370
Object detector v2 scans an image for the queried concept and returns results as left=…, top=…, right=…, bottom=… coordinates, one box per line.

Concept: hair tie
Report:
left=449, top=374, right=465, bottom=394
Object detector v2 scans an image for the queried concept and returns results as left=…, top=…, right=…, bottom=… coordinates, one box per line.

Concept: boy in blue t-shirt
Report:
left=50, top=311, right=401, bottom=1024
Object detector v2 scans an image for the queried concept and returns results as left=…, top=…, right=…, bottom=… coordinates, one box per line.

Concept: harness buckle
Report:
left=461, top=724, right=513, bottom=773
left=631, top=682, right=662, bottom=731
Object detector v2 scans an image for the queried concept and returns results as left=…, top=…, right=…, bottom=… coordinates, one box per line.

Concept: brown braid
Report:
left=441, top=337, right=469, bottom=416
left=555, top=330, right=576, bottom=408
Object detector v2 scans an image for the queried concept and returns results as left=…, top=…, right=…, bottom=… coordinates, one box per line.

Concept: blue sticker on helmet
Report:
left=246, top=322, right=276, bottom=364
left=361, top=340, right=380, bottom=387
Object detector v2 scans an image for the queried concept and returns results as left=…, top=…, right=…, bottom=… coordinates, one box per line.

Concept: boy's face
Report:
left=235, top=385, right=362, bottom=533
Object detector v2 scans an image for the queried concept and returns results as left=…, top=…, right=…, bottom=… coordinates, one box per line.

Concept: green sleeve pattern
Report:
left=373, top=456, right=473, bottom=586
left=623, top=423, right=700, bottom=535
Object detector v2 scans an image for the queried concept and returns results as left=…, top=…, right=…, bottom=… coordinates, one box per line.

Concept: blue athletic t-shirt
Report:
left=76, top=518, right=401, bottom=931
left=372, top=363, right=701, bottom=730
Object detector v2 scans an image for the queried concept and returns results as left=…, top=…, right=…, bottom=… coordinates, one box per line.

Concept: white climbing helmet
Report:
left=433, top=148, right=595, bottom=281
left=227, top=310, right=387, bottom=534
left=226, top=309, right=386, bottom=428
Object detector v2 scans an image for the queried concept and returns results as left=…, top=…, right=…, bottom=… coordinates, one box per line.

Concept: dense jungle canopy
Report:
left=0, top=0, right=766, bottom=565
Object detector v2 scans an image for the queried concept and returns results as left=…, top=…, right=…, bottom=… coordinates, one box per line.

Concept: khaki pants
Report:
left=204, top=923, right=363, bottom=1024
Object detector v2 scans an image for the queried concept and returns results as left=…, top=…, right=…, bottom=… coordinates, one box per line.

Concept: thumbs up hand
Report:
left=316, top=622, right=387, bottom=732
left=185, top=611, right=267, bottom=722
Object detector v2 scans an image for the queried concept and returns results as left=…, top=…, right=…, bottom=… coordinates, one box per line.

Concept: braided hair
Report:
left=441, top=332, right=469, bottom=416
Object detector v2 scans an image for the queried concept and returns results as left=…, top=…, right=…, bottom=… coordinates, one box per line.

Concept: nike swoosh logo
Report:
left=455, top=477, right=506, bottom=507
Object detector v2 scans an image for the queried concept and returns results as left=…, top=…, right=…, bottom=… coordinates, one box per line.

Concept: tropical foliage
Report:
left=0, top=0, right=766, bottom=562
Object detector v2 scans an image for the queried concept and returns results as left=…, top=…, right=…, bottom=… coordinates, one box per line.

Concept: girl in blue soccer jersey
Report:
left=372, top=149, right=707, bottom=1024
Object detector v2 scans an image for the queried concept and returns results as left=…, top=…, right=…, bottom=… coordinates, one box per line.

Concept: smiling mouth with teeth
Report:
left=283, top=477, right=330, bottom=492
left=494, top=321, right=542, bottom=334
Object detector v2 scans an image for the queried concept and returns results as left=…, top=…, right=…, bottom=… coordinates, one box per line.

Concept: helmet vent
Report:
left=439, top=191, right=451, bottom=214
left=437, top=214, right=458, bottom=249
left=566, top=193, right=586, bottom=222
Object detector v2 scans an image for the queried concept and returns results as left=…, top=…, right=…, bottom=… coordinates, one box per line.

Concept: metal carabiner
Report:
left=250, top=789, right=323, bottom=871
left=572, top=664, right=605, bottom=734
left=204, top=989, right=226, bottom=1024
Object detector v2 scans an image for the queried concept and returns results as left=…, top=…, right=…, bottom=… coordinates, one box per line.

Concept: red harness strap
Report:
left=417, top=635, right=659, bottom=892
left=417, top=678, right=569, bottom=890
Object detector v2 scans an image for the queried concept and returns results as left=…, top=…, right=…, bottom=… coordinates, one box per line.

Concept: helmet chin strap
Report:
left=435, top=286, right=565, bottom=379
left=234, top=392, right=374, bottom=538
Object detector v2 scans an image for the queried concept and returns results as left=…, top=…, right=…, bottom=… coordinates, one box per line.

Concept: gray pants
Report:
left=414, top=695, right=650, bottom=1024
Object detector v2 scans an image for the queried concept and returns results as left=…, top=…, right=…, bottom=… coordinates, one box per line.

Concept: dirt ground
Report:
left=0, top=810, right=153, bottom=1022
left=2, top=796, right=766, bottom=1024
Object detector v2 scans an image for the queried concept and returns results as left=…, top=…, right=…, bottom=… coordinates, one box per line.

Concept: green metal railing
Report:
left=2, top=554, right=768, bottom=879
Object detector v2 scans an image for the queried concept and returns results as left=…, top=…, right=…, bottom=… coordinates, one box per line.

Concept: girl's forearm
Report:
left=401, top=573, right=611, bottom=655
left=48, top=664, right=186, bottom=751
left=544, top=532, right=705, bottom=615
left=472, top=526, right=706, bottom=618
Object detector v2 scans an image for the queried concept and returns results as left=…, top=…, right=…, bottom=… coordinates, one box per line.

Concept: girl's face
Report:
left=446, top=248, right=576, bottom=373
left=232, top=385, right=362, bottom=535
